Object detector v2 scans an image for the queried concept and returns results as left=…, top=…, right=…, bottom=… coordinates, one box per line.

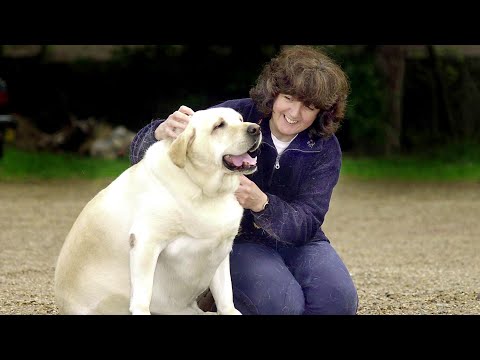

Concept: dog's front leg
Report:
left=209, top=254, right=241, bottom=315
left=128, top=232, right=164, bottom=315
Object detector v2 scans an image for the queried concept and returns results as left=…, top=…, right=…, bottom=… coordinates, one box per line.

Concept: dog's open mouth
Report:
left=223, top=136, right=261, bottom=173
left=223, top=153, right=257, bottom=172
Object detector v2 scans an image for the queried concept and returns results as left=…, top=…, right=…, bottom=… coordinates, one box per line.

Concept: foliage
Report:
left=3, top=45, right=479, bottom=157
left=326, top=46, right=388, bottom=154
left=403, top=52, right=480, bottom=150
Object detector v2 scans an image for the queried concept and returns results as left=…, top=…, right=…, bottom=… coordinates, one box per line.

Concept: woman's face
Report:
left=270, top=94, right=320, bottom=142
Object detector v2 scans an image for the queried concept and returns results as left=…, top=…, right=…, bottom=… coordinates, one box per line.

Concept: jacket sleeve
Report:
left=129, top=99, right=254, bottom=166
left=129, top=119, right=163, bottom=165
left=251, top=136, right=342, bottom=246
left=209, top=99, right=260, bottom=122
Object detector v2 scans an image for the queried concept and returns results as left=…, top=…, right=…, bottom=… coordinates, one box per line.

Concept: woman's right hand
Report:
left=154, top=105, right=195, bottom=140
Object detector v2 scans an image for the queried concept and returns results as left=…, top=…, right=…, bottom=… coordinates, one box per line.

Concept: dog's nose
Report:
left=247, top=124, right=260, bottom=136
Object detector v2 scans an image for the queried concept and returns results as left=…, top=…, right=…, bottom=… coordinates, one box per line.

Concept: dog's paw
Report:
left=130, top=306, right=151, bottom=315
left=131, top=310, right=151, bottom=315
left=219, top=308, right=242, bottom=315
left=202, top=311, right=219, bottom=315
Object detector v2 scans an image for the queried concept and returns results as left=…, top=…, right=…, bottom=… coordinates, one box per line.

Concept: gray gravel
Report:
left=1, top=178, right=479, bottom=315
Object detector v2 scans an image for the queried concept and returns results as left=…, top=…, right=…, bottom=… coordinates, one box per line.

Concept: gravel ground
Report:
left=0, top=178, right=479, bottom=315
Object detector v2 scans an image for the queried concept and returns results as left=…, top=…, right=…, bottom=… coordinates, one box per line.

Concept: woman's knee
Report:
left=281, top=241, right=358, bottom=315
left=230, top=243, right=305, bottom=315
left=304, top=277, right=358, bottom=315
left=233, top=278, right=304, bottom=315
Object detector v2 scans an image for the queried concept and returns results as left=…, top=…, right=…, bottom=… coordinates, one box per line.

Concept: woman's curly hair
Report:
left=249, top=45, right=350, bottom=139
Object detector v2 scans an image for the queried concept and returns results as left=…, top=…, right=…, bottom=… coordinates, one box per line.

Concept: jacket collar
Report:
left=259, top=117, right=324, bottom=152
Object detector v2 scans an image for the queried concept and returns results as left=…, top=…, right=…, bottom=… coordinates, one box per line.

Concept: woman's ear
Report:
left=168, top=126, right=196, bottom=168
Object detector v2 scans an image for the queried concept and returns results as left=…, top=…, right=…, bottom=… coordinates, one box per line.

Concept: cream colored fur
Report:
left=54, top=107, right=261, bottom=315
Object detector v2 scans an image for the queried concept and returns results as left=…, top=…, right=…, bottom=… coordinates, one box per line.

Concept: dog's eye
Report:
left=214, top=121, right=226, bottom=130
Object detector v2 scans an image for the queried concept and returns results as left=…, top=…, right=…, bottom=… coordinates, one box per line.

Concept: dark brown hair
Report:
left=249, top=45, right=350, bottom=138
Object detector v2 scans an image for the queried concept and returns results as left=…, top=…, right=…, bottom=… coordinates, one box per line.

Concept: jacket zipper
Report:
left=267, top=143, right=321, bottom=188
left=264, top=143, right=280, bottom=189
left=274, top=153, right=281, bottom=169
left=269, top=151, right=283, bottom=188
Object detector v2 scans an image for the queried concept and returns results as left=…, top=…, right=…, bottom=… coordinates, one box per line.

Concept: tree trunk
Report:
left=376, top=45, right=407, bottom=155
left=426, top=45, right=456, bottom=141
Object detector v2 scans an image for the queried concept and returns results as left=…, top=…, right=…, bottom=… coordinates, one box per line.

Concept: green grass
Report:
left=0, top=145, right=479, bottom=182
left=0, top=146, right=130, bottom=180
left=341, top=142, right=480, bottom=181
left=341, top=156, right=480, bottom=181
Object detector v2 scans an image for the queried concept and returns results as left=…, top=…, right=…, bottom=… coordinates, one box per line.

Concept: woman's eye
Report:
left=284, top=95, right=292, bottom=101
left=303, top=103, right=316, bottom=111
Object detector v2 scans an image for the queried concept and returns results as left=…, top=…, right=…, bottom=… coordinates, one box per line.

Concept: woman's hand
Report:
left=154, top=105, right=195, bottom=140
left=235, top=175, right=269, bottom=212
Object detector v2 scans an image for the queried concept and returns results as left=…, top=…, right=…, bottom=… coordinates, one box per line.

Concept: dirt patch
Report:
left=1, top=178, right=479, bottom=315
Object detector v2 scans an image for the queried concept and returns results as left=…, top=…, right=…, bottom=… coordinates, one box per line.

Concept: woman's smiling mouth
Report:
left=285, top=115, right=299, bottom=124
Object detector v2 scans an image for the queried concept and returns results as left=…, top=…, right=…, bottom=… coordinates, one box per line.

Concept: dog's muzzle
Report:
left=222, top=124, right=262, bottom=173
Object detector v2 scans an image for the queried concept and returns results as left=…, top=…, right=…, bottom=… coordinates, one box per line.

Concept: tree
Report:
left=375, top=45, right=407, bottom=155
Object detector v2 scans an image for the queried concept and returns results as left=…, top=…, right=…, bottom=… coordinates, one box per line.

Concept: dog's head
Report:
left=168, top=107, right=262, bottom=175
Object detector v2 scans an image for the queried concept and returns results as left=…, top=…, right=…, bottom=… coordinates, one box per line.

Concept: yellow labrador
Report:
left=54, top=107, right=261, bottom=315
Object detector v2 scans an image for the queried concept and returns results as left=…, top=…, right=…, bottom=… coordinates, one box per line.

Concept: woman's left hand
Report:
left=235, top=175, right=268, bottom=212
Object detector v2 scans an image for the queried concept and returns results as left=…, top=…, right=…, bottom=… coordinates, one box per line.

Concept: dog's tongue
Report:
left=230, top=153, right=257, bottom=167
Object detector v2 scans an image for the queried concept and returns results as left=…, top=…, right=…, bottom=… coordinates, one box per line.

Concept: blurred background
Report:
left=1, top=44, right=479, bottom=179
left=1, top=45, right=479, bottom=315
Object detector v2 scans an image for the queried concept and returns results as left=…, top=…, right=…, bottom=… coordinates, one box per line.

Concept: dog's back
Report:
left=55, top=108, right=259, bottom=315
left=54, top=143, right=243, bottom=314
left=54, top=165, right=142, bottom=314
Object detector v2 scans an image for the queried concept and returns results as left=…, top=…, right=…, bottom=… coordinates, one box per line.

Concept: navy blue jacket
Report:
left=129, top=98, right=342, bottom=248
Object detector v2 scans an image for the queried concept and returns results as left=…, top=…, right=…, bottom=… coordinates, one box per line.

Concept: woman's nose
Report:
left=289, top=101, right=302, bottom=117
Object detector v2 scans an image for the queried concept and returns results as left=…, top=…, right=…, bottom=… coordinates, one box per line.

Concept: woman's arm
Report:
left=129, top=99, right=256, bottom=165
left=129, top=119, right=162, bottom=165
left=129, top=106, right=194, bottom=165
left=252, top=136, right=342, bottom=246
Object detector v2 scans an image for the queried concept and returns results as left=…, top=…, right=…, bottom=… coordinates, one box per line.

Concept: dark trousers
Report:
left=230, top=241, right=358, bottom=315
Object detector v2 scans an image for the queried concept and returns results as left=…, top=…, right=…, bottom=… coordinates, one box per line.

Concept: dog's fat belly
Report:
left=150, top=235, right=233, bottom=313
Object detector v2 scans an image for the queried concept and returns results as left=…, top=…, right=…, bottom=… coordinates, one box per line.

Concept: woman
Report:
left=130, top=45, right=358, bottom=315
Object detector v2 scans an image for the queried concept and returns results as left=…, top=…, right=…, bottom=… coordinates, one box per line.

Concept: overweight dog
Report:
left=54, top=107, right=261, bottom=315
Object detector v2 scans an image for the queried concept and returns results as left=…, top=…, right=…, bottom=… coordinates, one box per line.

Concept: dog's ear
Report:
left=168, top=126, right=196, bottom=168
